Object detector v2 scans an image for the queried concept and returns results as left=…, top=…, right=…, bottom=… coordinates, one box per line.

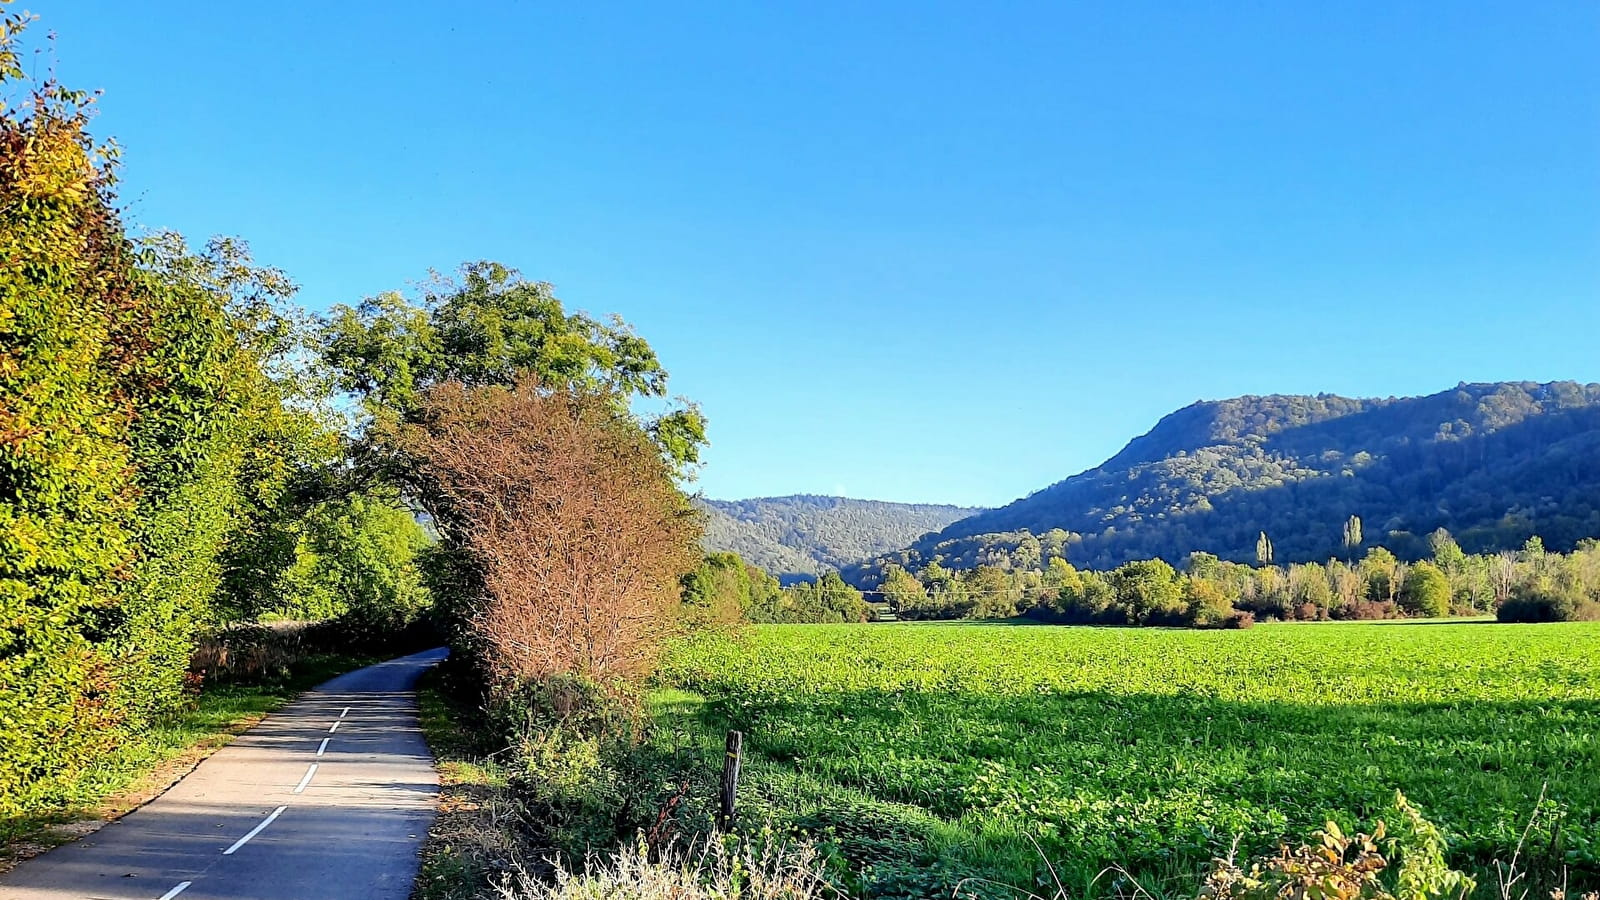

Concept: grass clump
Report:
left=413, top=665, right=527, bottom=900
left=493, top=835, right=837, bottom=900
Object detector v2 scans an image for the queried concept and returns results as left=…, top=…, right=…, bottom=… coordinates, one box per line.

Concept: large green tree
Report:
left=681, top=551, right=780, bottom=626
left=322, top=261, right=706, bottom=469
left=1110, top=559, right=1187, bottom=624
left=877, top=564, right=927, bottom=615
left=967, top=565, right=1024, bottom=619
left=1400, top=561, right=1452, bottom=618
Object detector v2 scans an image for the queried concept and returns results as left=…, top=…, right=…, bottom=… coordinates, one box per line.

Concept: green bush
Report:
left=1400, top=562, right=1453, bottom=618
left=0, top=17, right=150, bottom=809
left=0, top=9, right=397, bottom=816
left=1497, top=580, right=1600, bottom=623
left=478, top=674, right=707, bottom=859
left=260, top=493, right=434, bottom=627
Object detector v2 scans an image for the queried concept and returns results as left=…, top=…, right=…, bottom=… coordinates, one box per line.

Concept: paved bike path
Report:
left=0, top=648, right=447, bottom=900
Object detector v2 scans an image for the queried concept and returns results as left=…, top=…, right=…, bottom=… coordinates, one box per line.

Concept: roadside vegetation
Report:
left=413, top=668, right=523, bottom=900
left=1, top=3, right=442, bottom=844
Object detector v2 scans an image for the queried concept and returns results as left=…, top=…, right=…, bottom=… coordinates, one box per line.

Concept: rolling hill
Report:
left=696, top=495, right=980, bottom=581
left=846, top=381, right=1600, bottom=581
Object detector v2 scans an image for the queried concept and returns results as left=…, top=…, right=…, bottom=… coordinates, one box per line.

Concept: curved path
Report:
left=0, top=648, right=448, bottom=900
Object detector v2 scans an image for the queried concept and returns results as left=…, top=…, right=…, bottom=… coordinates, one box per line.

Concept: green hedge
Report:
left=0, top=8, right=255, bottom=813
left=0, top=41, right=145, bottom=809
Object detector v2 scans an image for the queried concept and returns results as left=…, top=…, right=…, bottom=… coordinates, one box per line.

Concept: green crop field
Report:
left=654, top=622, right=1600, bottom=899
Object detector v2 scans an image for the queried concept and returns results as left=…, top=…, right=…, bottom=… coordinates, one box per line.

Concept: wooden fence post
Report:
left=718, top=730, right=743, bottom=831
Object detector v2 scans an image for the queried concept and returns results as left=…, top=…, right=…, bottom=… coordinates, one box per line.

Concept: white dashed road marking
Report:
left=223, top=806, right=286, bottom=855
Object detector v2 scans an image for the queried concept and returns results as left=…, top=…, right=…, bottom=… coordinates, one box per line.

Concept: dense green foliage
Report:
left=858, top=382, right=1600, bottom=577
left=699, top=495, right=978, bottom=580
left=1, top=31, right=147, bottom=805
left=322, top=261, right=706, bottom=470
left=681, top=555, right=875, bottom=624
left=681, top=552, right=782, bottom=627
left=251, top=494, right=433, bottom=628
left=0, top=8, right=435, bottom=824
left=659, top=622, right=1600, bottom=899
left=838, top=530, right=1600, bottom=627
left=0, top=31, right=302, bottom=807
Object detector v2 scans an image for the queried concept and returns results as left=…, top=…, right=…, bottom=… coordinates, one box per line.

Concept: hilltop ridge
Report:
left=697, top=494, right=979, bottom=580
left=845, top=381, right=1600, bottom=580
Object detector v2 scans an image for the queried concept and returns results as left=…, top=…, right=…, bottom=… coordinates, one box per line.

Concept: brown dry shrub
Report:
left=1222, top=611, right=1256, bottom=630
left=1335, top=599, right=1401, bottom=621
left=391, top=378, right=700, bottom=686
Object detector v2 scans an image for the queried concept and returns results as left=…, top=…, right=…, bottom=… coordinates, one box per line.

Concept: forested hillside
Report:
left=697, top=495, right=978, bottom=579
left=851, top=382, right=1600, bottom=578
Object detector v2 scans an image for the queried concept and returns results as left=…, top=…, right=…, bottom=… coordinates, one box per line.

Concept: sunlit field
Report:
left=656, top=622, right=1600, bottom=899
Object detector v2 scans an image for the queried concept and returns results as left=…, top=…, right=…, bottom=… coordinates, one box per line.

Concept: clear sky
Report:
left=34, top=1, right=1600, bottom=508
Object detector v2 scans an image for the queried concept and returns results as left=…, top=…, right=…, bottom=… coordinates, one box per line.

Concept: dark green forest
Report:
left=697, top=495, right=977, bottom=580
left=845, top=382, right=1600, bottom=580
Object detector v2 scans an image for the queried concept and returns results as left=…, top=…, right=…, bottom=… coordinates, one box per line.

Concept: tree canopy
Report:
left=323, top=261, right=706, bottom=468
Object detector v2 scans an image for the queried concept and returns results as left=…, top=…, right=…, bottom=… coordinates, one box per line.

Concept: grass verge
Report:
left=0, top=651, right=377, bottom=873
left=413, top=666, right=525, bottom=900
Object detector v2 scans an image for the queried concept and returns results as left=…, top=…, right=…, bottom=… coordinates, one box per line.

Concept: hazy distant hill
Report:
left=850, top=381, right=1600, bottom=579
left=697, top=495, right=980, bottom=580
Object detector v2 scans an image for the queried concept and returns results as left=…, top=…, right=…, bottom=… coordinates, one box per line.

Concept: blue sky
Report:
left=35, top=1, right=1600, bottom=507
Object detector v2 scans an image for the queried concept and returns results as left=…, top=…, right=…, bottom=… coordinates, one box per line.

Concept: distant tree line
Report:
left=681, top=553, right=873, bottom=624
left=690, top=523, right=1600, bottom=627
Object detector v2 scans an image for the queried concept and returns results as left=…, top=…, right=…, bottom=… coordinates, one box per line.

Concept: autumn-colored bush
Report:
left=391, top=378, right=700, bottom=686
left=1202, top=793, right=1478, bottom=900
left=1222, top=611, right=1256, bottom=629
left=1336, top=599, right=1403, bottom=621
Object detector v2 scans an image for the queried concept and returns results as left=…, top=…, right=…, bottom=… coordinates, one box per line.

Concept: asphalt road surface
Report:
left=1, top=648, right=448, bottom=900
